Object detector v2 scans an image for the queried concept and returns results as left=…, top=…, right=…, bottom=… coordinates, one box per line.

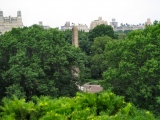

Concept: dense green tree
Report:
left=62, top=25, right=117, bottom=79
left=103, top=22, right=160, bottom=113
left=78, top=31, right=91, bottom=55
left=115, top=31, right=127, bottom=40
left=0, top=25, right=86, bottom=99
left=88, top=24, right=116, bottom=42
left=90, top=36, right=113, bottom=78
left=62, top=30, right=72, bottom=44
left=115, top=30, right=133, bottom=40
left=124, top=30, right=133, bottom=34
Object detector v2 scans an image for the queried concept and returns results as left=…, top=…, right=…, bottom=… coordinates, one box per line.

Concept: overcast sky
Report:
left=1, top=0, right=160, bottom=28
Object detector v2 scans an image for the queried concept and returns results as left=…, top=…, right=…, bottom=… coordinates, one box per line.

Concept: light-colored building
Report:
left=61, top=22, right=89, bottom=32
left=39, top=21, right=50, bottom=29
left=145, top=18, right=152, bottom=25
left=114, top=25, right=145, bottom=31
left=113, top=18, right=151, bottom=31
left=77, top=24, right=89, bottom=32
left=0, top=11, right=23, bottom=34
left=110, top=18, right=118, bottom=28
left=90, top=17, right=108, bottom=29
left=61, top=22, right=73, bottom=31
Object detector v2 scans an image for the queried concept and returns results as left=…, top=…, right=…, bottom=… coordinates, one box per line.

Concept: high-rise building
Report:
left=39, top=21, right=43, bottom=26
left=90, top=17, right=108, bottom=29
left=110, top=18, right=118, bottom=28
left=145, top=18, right=152, bottom=25
left=0, top=11, right=23, bottom=34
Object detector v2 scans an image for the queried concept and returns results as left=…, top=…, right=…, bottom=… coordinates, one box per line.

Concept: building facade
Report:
left=145, top=18, right=152, bottom=25
left=0, top=11, right=23, bottom=34
left=77, top=24, right=89, bottom=32
left=39, top=21, right=50, bottom=29
left=61, top=22, right=89, bottom=32
left=113, top=18, right=151, bottom=31
left=90, top=17, right=108, bottom=29
left=110, top=18, right=118, bottom=28
left=114, top=25, right=145, bottom=31
left=61, top=22, right=73, bottom=31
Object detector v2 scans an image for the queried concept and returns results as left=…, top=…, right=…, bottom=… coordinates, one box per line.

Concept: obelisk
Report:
left=72, top=25, right=78, bottom=47
left=72, top=25, right=79, bottom=77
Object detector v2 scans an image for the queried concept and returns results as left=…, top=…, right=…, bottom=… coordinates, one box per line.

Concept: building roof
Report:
left=81, top=84, right=103, bottom=93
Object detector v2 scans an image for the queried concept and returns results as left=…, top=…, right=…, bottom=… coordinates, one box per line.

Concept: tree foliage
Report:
left=88, top=24, right=116, bottom=42
left=0, top=91, right=155, bottom=120
left=103, top=22, right=160, bottom=113
left=62, top=25, right=118, bottom=79
left=0, top=25, right=86, bottom=99
left=90, top=36, right=113, bottom=78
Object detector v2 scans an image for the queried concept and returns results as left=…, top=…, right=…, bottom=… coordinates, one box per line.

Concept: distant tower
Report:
left=112, top=18, right=115, bottom=22
left=0, top=10, right=3, bottom=17
left=39, top=21, right=43, bottom=26
left=145, top=18, right=152, bottom=25
left=17, top=11, right=22, bottom=22
left=110, top=18, right=118, bottom=28
left=17, top=11, right=21, bottom=17
left=72, top=25, right=79, bottom=47
left=0, top=10, right=2, bottom=34
left=98, top=17, right=102, bottom=20
left=0, top=10, right=3, bottom=23
left=65, top=22, right=70, bottom=27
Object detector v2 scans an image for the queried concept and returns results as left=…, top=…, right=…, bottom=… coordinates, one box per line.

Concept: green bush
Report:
left=0, top=92, right=155, bottom=120
left=0, top=96, right=35, bottom=120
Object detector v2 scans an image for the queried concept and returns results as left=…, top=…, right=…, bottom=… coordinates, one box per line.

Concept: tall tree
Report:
left=90, top=36, right=113, bottom=78
left=0, top=25, right=86, bottom=99
left=103, top=22, right=160, bottom=113
left=88, top=24, right=116, bottom=42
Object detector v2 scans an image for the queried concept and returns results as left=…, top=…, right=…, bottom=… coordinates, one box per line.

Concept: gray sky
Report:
left=1, top=0, right=160, bottom=28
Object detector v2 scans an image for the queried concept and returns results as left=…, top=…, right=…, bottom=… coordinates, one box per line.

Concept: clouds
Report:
left=0, top=0, right=160, bottom=28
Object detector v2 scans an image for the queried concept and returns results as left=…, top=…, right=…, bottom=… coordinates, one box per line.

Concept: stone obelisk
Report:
left=72, top=25, right=79, bottom=78
left=72, top=25, right=78, bottom=47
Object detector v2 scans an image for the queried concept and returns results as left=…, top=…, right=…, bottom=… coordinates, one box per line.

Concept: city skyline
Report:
left=1, top=0, right=160, bottom=28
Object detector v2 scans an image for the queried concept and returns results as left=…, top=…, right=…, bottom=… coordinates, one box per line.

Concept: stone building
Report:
left=90, top=17, right=108, bottom=29
left=145, top=18, right=152, bottom=25
left=61, top=22, right=89, bottom=32
left=0, top=11, right=23, bottom=34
